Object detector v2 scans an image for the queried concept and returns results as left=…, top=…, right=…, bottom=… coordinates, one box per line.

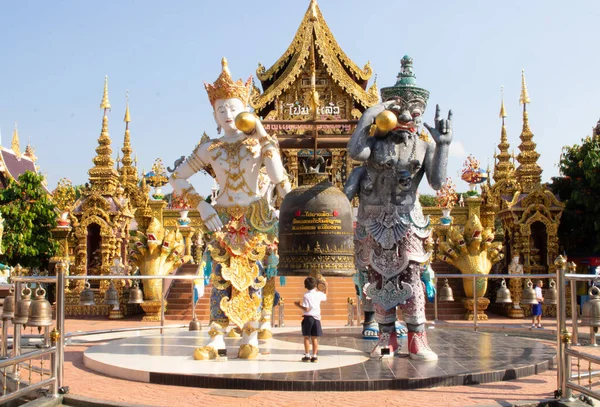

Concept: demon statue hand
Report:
left=345, top=56, right=450, bottom=361
left=170, top=58, right=291, bottom=360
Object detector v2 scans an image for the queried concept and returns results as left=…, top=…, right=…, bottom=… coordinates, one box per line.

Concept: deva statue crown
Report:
left=380, top=55, right=429, bottom=110
left=204, top=58, right=252, bottom=107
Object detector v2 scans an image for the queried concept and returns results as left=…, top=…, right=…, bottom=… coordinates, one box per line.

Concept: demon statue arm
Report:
left=422, top=105, right=453, bottom=190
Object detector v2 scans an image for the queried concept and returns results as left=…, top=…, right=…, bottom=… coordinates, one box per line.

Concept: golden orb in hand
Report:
left=235, top=112, right=257, bottom=135
left=374, top=110, right=398, bottom=134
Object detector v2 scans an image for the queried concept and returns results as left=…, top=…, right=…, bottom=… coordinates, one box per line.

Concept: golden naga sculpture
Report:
left=129, top=218, right=191, bottom=320
left=437, top=213, right=503, bottom=297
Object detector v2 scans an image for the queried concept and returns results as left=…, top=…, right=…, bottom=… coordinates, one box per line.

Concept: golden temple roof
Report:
left=251, top=0, right=378, bottom=114
left=515, top=70, right=542, bottom=193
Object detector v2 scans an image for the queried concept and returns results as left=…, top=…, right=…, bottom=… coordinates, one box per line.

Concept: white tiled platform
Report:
left=83, top=329, right=368, bottom=383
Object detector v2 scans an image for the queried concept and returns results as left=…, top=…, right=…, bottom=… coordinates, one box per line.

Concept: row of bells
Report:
left=2, top=285, right=54, bottom=327
left=438, top=278, right=558, bottom=306
left=79, top=281, right=144, bottom=306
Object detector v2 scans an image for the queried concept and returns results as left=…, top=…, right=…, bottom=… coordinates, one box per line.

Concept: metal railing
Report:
left=1, top=262, right=584, bottom=403
left=555, top=258, right=600, bottom=402
left=430, top=273, right=557, bottom=331
left=1, top=272, right=222, bottom=401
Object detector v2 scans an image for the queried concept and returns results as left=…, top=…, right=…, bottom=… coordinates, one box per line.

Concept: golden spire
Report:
left=515, top=70, right=542, bottom=193
left=519, top=69, right=530, bottom=108
left=11, top=123, right=21, bottom=158
left=493, top=86, right=515, bottom=189
left=499, top=85, right=507, bottom=120
left=89, top=77, right=119, bottom=193
left=124, top=90, right=131, bottom=124
left=120, top=91, right=137, bottom=187
left=100, top=76, right=111, bottom=110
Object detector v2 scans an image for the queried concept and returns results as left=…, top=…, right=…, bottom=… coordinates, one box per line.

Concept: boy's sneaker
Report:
left=310, top=356, right=318, bottom=363
left=301, top=355, right=311, bottom=362
left=531, top=324, right=536, bottom=329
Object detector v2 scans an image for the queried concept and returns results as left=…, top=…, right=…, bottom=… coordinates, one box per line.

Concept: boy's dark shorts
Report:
left=532, top=303, right=542, bottom=316
left=301, top=316, right=323, bottom=337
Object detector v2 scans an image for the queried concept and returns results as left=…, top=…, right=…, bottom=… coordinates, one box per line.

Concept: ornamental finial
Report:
left=221, top=57, right=230, bottom=76
left=100, top=75, right=111, bottom=110
left=499, top=85, right=507, bottom=119
left=519, top=69, right=530, bottom=107
left=124, top=90, right=131, bottom=123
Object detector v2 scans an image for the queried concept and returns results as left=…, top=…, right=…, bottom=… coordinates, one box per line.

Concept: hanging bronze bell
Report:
left=79, top=281, right=95, bottom=306
left=1, top=286, right=15, bottom=319
left=27, top=287, right=53, bottom=327
left=520, top=279, right=539, bottom=305
left=189, top=317, right=201, bottom=331
left=581, top=286, right=600, bottom=327
left=104, top=282, right=119, bottom=306
left=128, top=281, right=144, bottom=304
left=278, top=172, right=355, bottom=277
left=495, top=279, right=512, bottom=304
left=438, top=279, right=454, bottom=302
left=13, top=285, right=32, bottom=325
left=544, top=279, right=558, bottom=305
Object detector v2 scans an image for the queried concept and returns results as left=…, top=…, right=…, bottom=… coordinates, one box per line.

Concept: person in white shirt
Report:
left=531, top=280, right=544, bottom=329
left=294, top=276, right=327, bottom=363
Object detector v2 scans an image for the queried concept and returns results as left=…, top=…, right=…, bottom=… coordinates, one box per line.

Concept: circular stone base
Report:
left=83, top=328, right=555, bottom=391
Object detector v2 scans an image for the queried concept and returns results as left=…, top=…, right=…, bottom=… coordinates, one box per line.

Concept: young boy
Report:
left=532, top=280, right=544, bottom=329
left=294, top=276, right=327, bottom=363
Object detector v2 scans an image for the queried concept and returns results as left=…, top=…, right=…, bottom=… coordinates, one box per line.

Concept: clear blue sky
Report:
left=1, top=0, right=599, bottom=196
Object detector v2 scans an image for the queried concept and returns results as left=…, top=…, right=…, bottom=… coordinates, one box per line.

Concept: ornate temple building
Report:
left=487, top=71, right=564, bottom=276
left=0, top=124, right=43, bottom=189
left=251, top=0, right=379, bottom=190
left=54, top=78, right=156, bottom=317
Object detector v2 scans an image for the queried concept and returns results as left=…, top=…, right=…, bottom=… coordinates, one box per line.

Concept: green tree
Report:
left=0, top=171, right=59, bottom=269
left=419, top=194, right=437, bottom=207
left=549, top=136, right=600, bottom=253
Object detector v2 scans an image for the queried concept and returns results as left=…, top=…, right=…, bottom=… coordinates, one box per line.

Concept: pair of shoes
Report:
left=310, top=356, right=318, bottom=363
left=301, top=355, right=311, bottom=362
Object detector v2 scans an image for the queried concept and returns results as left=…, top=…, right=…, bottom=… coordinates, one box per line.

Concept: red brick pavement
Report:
left=49, top=316, right=565, bottom=407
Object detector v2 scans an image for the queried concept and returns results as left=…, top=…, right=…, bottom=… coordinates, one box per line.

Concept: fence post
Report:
left=555, top=255, right=567, bottom=400
left=278, top=300, right=285, bottom=328
left=55, top=260, right=66, bottom=390
left=50, top=328, right=59, bottom=397
left=473, top=277, right=478, bottom=332
left=562, top=330, right=574, bottom=401
left=570, top=276, right=579, bottom=345
left=434, top=278, right=438, bottom=323
left=160, top=278, right=165, bottom=335
left=12, top=281, right=21, bottom=378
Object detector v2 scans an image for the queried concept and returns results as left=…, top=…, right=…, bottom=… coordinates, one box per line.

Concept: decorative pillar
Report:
left=180, top=227, right=195, bottom=261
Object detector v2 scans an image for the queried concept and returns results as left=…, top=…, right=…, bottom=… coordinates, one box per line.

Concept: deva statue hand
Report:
left=423, top=104, right=453, bottom=146
left=198, top=201, right=223, bottom=232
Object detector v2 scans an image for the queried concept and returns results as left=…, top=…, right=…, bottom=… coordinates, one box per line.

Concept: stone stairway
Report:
left=163, top=265, right=474, bottom=323
left=164, top=273, right=358, bottom=323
